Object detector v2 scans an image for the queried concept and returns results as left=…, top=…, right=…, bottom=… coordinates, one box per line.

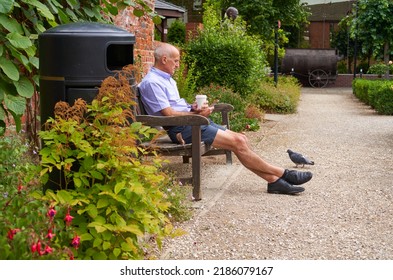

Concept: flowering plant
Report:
left=1, top=67, right=187, bottom=260
left=0, top=135, right=77, bottom=259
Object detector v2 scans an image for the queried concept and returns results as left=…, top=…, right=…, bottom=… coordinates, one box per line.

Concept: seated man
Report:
left=138, top=43, right=312, bottom=194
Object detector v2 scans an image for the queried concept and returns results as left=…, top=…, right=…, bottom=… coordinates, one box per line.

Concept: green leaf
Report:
left=6, top=32, right=33, bottom=49
left=10, top=110, right=22, bottom=132
left=87, top=204, right=98, bottom=219
left=114, top=181, right=125, bottom=194
left=93, top=238, right=102, bottom=248
left=122, top=224, right=144, bottom=236
left=0, top=15, right=23, bottom=34
left=97, top=198, right=109, bottom=209
left=90, top=170, right=103, bottom=180
left=88, top=223, right=107, bottom=233
left=92, top=251, right=107, bottom=260
left=29, top=57, right=39, bottom=69
left=73, top=177, right=81, bottom=188
left=113, top=248, right=121, bottom=257
left=0, top=57, right=20, bottom=81
left=102, top=241, right=111, bottom=250
left=4, top=93, right=25, bottom=115
left=152, top=15, right=163, bottom=25
left=80, top=233, right=93, bottom=241
left=66, top=0, right=79, bottom=8
left=13, top=77, right=34, bottom=98
left=56, top=190, right=74, bottom=204
left=121, top=241, right=133, bottom=252
left=25, top=0, right=55, bottom=20
left=0, top=0, right=14, bottom=14
left=0, top=106, right=6, bottom=121
left=133, top=9, right=144, bottom=17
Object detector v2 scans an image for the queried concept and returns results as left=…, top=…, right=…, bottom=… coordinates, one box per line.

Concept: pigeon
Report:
left=287, top=149, right=315, bottom=168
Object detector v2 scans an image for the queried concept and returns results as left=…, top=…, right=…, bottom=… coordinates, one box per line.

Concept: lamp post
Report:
left=353, top=0, right=358, bottom=79
left=226, top=7, right=238, bottom=20
left=274, top=20, right=281, bottom=86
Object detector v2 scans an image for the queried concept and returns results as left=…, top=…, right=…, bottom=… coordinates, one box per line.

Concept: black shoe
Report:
left=281, top=169, right=313, bottom=185
left=267, top=178, right=305, bottom=194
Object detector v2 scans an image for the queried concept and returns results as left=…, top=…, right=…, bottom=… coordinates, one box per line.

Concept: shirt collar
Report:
left=151, top=67, right=171, bottom=80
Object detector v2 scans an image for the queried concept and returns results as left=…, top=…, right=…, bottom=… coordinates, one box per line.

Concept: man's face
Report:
left=162, top=50, right=180, bottom=76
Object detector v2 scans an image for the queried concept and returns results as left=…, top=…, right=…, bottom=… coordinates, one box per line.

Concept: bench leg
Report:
left=191, top=126, right=202, bottom=200
left=182, top=156, right=190, bottom=163
left=225, top=150, right=232, bottom=165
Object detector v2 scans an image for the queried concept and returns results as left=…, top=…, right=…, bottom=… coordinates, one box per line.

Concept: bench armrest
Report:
left=212, top=103, right=234, bottom=113
left=135, top=114, right=209, bottom=127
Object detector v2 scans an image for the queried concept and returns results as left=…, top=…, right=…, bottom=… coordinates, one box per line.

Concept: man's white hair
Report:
left=154, top=43, right=178, bottom=62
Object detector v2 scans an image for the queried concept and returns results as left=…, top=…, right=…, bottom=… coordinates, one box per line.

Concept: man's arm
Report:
left=161, top=105, right=214, bottom=118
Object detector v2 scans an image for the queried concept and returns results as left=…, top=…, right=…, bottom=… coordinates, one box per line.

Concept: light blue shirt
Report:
left=138, top=67, right=191, bottom=116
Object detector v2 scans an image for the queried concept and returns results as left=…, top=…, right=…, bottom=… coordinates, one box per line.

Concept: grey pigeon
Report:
left=287, top=149, right=314, bottom=168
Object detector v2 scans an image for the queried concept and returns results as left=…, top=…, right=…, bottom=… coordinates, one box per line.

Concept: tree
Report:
left=350, top=0, right=393, bottom=78
left=0, top=0, right=161, bottom=143
left=332, top=16, right=367, bottom=74
left=219, top=0, right=310, bottom=42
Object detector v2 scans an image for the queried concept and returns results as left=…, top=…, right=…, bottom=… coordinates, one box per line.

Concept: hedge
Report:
left=352, top=79, right=393, bottom=114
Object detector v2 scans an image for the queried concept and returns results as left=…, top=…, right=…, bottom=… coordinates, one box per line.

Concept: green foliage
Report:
left=1, top=69, right=188, bottom=260
left=0, top=0, right=160, bottom=141
left=37, top=70, right=186, bottom=259
left=173, top=54, right=200, bottom=101
left=218, top=0, right=310, bottom=41
left=350, top=0, right=393, bottom=63
left=185, top=4, right=268, bottom=96
left=367, top=63, right=393, bottom=76
left=0, top=133, right=54, bottom=259
left=167, top=20, right=186, bottom=45
left=251, top=76, right=301, bottom=114
left=195, top=84, right=263, bottom=132
left=353, top=79, right=393, bottom=114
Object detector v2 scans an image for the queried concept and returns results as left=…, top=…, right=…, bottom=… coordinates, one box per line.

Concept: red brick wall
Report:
left=114, top=0, right=156, bottom=76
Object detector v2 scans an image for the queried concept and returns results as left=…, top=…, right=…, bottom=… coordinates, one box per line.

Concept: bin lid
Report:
left=43, top=22, right=133, bottom=35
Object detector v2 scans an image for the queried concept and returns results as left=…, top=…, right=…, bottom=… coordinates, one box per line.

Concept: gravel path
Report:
left=160, top=87, right=393, bottom=260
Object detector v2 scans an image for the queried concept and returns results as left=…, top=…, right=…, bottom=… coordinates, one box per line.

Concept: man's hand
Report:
left=191, top=102, right=214, bottom=117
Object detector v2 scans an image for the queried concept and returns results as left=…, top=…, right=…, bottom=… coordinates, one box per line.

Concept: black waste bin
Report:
left=39, top=22, right=135, bottom=125
left=39, top=22, right=135, bottom=191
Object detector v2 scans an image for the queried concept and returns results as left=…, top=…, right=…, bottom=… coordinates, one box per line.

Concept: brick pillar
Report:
left=114, top=0, right=156, bottom=76
left=186, top=22, right=203, bottom=42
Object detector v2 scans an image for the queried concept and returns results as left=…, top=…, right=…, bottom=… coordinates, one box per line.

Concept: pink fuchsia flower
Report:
left=47, top=207, right=57, bottom=219
left=46, top=229, right=55, bottom=240
left=43, top=245, right=53, bottom=255
left=17, top=185, right=24, bottom=193
left=7, top=228, right=21, bottom=240
left=31, top=240, right=42, bottom=254
left=71, top=235, right=81, bottom=249
left=64, top=211, right=74, bottom=227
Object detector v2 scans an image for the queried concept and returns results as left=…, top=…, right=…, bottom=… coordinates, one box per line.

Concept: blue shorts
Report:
left=166, top=120, right=226, bottom=145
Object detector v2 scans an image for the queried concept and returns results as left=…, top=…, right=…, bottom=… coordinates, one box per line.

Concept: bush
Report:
left=195, top=84, right=263, bottom=132
left=368, top=63, right=389, bottom=77
left=251, top=76, right=301, bottom=114
left=1, top=67, right=190, bottom=260
left=353, top=79, right=393, bottom=114
left=167, top=20, right=186, bottom=45
left=185, top=6, right=268, bottom=96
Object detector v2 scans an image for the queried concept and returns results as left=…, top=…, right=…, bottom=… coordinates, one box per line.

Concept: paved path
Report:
left=161, top=88, right=393, bottom=260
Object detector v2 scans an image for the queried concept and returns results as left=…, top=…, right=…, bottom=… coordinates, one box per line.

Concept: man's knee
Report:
left=231, top=133, right=249, bottom=152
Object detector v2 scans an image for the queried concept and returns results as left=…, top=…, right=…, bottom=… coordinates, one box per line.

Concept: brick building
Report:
left=306, top=1, right=356, bottom=49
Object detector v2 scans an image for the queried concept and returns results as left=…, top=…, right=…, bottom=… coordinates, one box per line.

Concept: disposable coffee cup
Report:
left=196, top=95, right=207, bottom=109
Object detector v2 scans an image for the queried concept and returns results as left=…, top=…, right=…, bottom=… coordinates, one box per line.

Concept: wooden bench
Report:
left=134, top=88, right=233, bottom=200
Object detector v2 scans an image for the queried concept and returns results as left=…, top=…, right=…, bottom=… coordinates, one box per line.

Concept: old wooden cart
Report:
left=281, top=48, right=341, bottom=88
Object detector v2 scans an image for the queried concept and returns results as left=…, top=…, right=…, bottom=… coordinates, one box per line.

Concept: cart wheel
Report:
left=309, top=69, right=328, bottom=88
